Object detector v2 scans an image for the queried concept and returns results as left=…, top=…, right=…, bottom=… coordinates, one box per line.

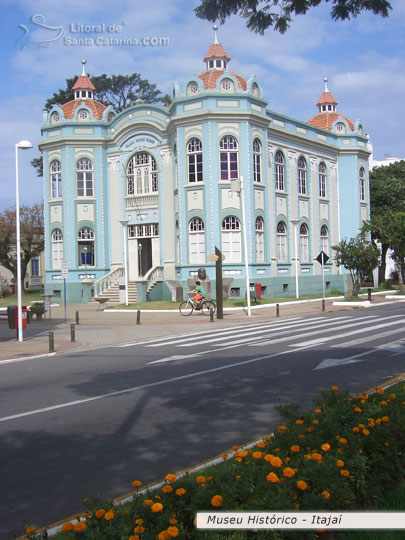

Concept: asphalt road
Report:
left=1, top=304, right=405, bottom=539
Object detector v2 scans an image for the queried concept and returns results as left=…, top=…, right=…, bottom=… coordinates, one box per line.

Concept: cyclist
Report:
left=188, top=280, right=206, bottom=310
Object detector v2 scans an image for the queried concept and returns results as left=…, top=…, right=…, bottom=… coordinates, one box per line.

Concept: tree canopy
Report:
left=0, top=203, right=44, bottom=291
left=195, top=0, right=392, bottom=34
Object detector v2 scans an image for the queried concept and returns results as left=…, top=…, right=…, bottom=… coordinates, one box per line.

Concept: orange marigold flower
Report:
left=221, top=453, right=228, bottom=459
left=354, top=406, right=362, bottom=413
left=321, top=443, right=331, bottom=452
left=380, top=401, right=388, bottom=406
left=322, top=490, right=331, bottom=499
left=62, top=522, right=74, bottom=533
left=378, top=389, right=384, bottom=395
left=104, top=510, right=115, bottom=520
left=290, top=445, right=300, bottom=453
left=151, top=502, right=163, bottom=513
left=129, top=536, right=140, bottom=540
left=296, top=419, right=304, bottom=425
left=232, top=445, right=240, bottom=451
left=297, top=480, right=307, bottom=491
left=169, top=518, right=178, bottom=525
left=95, top=509, right=106, bottom=518
left=307, top=426, right=314, bottom=432
left=165, top=473, right=176, bottom=483
left=278, top=425, right=287, bottom=431
left=284, top=457, right=291, bottom=463
left=26, top=527, right=36, bottom=534
left=134, top=526, right=145, bottom=534
left=352, top=427, right=360, bottom=433
left=382, top=416, right=389, bottom=423
left=143, top=499, right=153, bottom=506
left=340, top=469, right=350, bottom=477
left=315, top=408, right=322, bottom=414
left=252, top=451, right=262, bottom=459
left=312, top=453, right=323, bottom=463
left=375, top=418, right=382, bottom=425
left=312, top=419, right=319, bottom=425
left=269, top=455, right=283, bottom=468
left=339, top=438, right=348, bottom=444
left=175, top=488, right=186, bottom=496
left=158, top=531, right=171, bottom=540
left=362, top=429, right=370, bottom=436
left=167, top=526, right=180, bottom=537
left=135, top=519, right=144, bottom=525
left=257, top=441, right=266, bottom=448
left=196, top=476, right=206, bottom=483
left=283, top=467, right=297, bottom=478
left=132, top=480, right=142, bottom=487
left=331, top=385, right=339, bottom=391
left=389, top=393, right=396, bottom=400
left=162, top=485, right=173, bottom=494
left=266, top=472, right=280, bottom=483
left=385, top=442, right=390, bottom=447
left=211, top=495, right=223, bottom=507
left=336, top=459, right=344, bottom=468
left=263, top=435, right=271, bottom=441
left=74, top=522, right=86, bottom=532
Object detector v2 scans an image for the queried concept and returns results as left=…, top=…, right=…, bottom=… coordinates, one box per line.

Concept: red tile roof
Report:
left=197, top=69, right=247, bottom=91
left=307, top=112, right=355, bottom=132
left=61, top=99, right=107, bottom=120
left=203, top=43, right=231, bottom=62
left=316, top=91, right=338, bottom=107
left=72, top=75, right=96, bottom=91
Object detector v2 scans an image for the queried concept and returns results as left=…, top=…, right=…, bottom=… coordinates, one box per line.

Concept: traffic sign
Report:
left=61, top=260, right=69, bottom=279
left=316, top=251, right=329, bottom=265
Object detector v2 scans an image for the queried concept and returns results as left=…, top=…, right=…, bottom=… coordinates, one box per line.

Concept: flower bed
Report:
left=21, top=384, right=405, bottom=540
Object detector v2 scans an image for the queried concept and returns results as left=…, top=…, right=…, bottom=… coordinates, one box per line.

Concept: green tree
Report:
left=0, top=203, right=44, bottom=291
left=332, top=233, right=380, bottom=297
left=369, top=160, right=405, bottom=283
left=195, top=0, right=392, bottom=34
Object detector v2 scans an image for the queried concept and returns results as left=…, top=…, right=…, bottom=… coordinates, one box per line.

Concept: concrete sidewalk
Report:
left=1, top=294, right=403, bottom=361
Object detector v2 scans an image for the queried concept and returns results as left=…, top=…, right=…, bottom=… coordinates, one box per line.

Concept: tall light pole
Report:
left=15, top=140, right=33, bottom=342
left=119, top=219, right=129, bottom=306
left=291, top=219, right=300, bottom=299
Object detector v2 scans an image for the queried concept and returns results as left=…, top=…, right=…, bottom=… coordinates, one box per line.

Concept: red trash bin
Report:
left=257, top=283, right=262, bottom=298
left=13, top=306, right=27, bottom=330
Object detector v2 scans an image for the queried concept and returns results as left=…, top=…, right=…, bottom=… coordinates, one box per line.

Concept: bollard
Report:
left=276, top=303, right=280, bottom=317
left=136, top=310, right=141, bottom=325
left=322, top=298, right=326, bottom=312
left=71, top=323, right=75, bottom=342
left=210, top=308, right=214, bottom=322
left=75, top=311, right=80, bottom=325
left=49, top=331, right=54, bottom=353
left=368, top=288, right=372, bottom=302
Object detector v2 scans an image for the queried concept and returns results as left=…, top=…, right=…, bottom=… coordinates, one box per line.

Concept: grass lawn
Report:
left=0, top=290, right=44, bottom=308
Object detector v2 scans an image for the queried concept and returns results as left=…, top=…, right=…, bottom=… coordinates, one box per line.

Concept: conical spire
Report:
left=203, top=25, right=230, bottom=70
left=72, top=59, right=95, bottom=99
left=316, top=77, right=338, bottom=112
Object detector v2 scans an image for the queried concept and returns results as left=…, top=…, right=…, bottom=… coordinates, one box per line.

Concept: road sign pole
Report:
left=215, top=246, right=223, bottom=320
left=64, top=278, right=67, bottom=324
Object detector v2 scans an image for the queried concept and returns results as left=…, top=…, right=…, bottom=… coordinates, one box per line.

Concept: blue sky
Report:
left=0, top=0, right=404, bottom=211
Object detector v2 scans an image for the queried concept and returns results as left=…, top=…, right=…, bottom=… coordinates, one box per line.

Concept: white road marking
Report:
left=331, top=329, right=405, bottom=348
left=0, top=352, right=56, bottom=365
left=0, top=343, right=318, bottom=424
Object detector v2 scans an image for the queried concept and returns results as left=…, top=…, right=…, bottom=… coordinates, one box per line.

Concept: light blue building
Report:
left=39, top=29, right=370, bottom=303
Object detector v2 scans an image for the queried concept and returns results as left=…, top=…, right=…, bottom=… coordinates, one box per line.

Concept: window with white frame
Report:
left=299, top=223, right=309, bottom=262
left=359, top=167, right=366, bottom=201
left=220, top=136, right=238, bottom=181
left=319, top=162, right=327, bottom=198
left=76, top=158, right=93, bottom=197
left=221, top=78, right=234, bottom=92
left=276, top=221, right=287, bottom=262
left=50, top=159, right=62, bottom=199
left=275, top=151, right=285, bottom=191
left=189, top=217, right=206, bottom=263
left=31, top=256, right=40, bottom=276
left=222, top=216, right=241, bottom=262
left=128, top=223, right=159, bottom=238
left=255, top=216, right=265, bottom=262
left=127, top=152, right=158, bottom=195
left=187, top=138, right=203, bottom=183
left=51, top=228, right=63, bottom=270
left=78, top=227, right=95, bottom=266
left=298, top=156, right=307, bottom=195
left=320, top=225, right=329, bottom=255
left=253, top=138, right=262, bottom=183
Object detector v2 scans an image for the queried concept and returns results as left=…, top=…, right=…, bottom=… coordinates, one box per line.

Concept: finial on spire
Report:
left=213, top=24, right=219, bottom=44
left=323, top=76, right=329, bottom=92
left=81, top=59, right=87, bottom=76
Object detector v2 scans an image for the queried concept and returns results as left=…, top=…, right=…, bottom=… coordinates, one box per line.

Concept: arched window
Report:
left=298, top=157, right=307, bottom=195
left=359, top=167, right=366, bottom=201
left=76, top=158, right=93, bottom=197
left=299, top=223, right=309, bottom=263
left=320, top=225, right=329, bottom=255
left=187, top=82, right=198, bottom=95
left=276, top=221, right=287, bottom=262
left=187, top=138, right=203, bottom=183
left=189, top=217, right=205, bottom=263
left=255, top=217, right=264, bottom=262
left=78, top=227, right=95, bottom=266
left=253, top=138, right=262, bottom=183
left=127, top=152, right=158, bottom=195
left=319, top=162, right=327, bottom=198
left=221, top=216, right=241, bottom=262
left=50, top=159, right=62, bottom=199
left=275, top=151, right=284, bottom=191
left=220, top=136, right=238, bottom=181
left=221, top=78, right=234, bottom=92
left=51, top=228, right=63, bottom=270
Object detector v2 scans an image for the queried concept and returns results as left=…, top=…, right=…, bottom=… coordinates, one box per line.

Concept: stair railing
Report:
left=94, top=267, right=124, bottom=297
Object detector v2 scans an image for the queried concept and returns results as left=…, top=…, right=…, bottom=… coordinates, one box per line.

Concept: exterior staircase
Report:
left=94, top=281, right=138, bottom=304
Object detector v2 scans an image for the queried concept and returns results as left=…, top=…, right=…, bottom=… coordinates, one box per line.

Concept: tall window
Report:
left=299, top=223, right=309, bottom=262
left=320, top=225, right=329, bottom=255
left=51, top=228, right=63, bottom=270
left=298, top=157, right=307, bottom=195
left=189, top=217, right=206, bottom=263
left=319, top=162, right=327, bottom=198
left=50, top=160, right=62, bottom=199
left=31, top=256, right=40, bottom=276
left=220, top=136, right=238, bottom=181
left=359, top=167, right=366, bottom=201
left=76, top=158, right=93, bottom=197
left=127, top=152, right=158, bottom=195
left=253, top=138, right=262, bottom=183
left=276, top=221, right=287, bottom=262
left=222, top=216, right=241, bottom=262
left=78, top=227, right=95, bottom=266
left=187, top=138, right=203, bottom=183
left=275, top=151, right=284, bottom=191
left=255, top=217, right=265, bottom=262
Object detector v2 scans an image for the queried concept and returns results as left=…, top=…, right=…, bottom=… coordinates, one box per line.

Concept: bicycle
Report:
left=179, top=294, right=216, bottom=316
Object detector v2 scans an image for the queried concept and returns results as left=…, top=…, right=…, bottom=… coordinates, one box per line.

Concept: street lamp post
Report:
left=119, top=219, right=129, bottom=306
left=138, top=242, right=143, bottom=277
left=291, top=219, right=300, bottom=299
left=82, top=246, right=88, bottom=278
left=15, top=140, right=33, bottom=343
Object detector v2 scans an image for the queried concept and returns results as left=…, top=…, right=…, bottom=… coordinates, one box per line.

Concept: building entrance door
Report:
left=138, top=238, right=152, bottom=277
